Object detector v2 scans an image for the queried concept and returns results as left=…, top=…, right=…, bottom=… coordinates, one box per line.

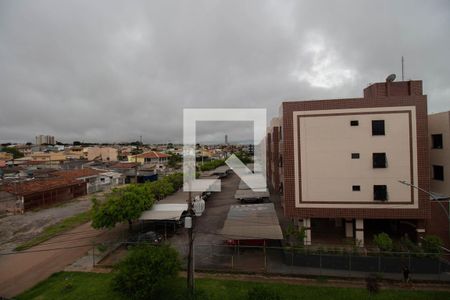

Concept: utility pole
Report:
left=134, top=139, right=140, bottom=184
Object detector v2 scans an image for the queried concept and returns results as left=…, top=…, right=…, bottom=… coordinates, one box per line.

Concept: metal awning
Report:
left=213, top=165, right=230, bottom=173
left=139, top=210, right=184, bottom=221
left=220, top=203, right=283, bottom=240
left=159, top=191, right=202, bottom=204
left=139, top=203, right=188, bottom=221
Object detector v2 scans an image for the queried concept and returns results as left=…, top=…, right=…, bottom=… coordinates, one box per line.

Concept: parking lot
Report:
left=168, top=171, right=242, bottom=258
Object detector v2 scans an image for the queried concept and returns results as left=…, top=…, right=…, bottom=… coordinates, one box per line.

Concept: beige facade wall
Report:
left=429, top=111, right=450, bottom=196
left=85, top=147, right=118, bottom=161
left=293, top=106, right=418, bottom=209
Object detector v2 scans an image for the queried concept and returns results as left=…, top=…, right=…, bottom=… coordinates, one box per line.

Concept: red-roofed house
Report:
left=127, top=151, right=169, bottom=169
left=2, top=178, right=86, bottom=212
left=54, top=168, right=122, bottom=193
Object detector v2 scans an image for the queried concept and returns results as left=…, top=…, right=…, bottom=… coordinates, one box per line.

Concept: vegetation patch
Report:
left=17, top=271, right=450, bottom=300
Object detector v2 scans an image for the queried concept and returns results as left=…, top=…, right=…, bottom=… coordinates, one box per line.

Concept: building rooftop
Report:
left=3, top=178, right=83, bottom=195
left=132, top=151, right=169, bottom=159
left=54, top=168, right=101, bottom=179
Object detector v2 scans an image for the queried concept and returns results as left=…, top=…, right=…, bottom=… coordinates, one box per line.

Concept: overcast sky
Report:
left=1, top=0, right=449, bottom=144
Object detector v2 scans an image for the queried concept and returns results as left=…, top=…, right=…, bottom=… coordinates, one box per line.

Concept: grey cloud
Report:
left=0, top=0, right=449, bottom=144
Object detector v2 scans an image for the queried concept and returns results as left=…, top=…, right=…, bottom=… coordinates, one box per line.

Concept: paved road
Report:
left=168, top=173, right=240, bottom=262
left=0, top=222, right=127, bottom=298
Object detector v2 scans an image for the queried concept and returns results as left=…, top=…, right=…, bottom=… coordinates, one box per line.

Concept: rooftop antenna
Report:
left=401, top=56, right=404, bottom=81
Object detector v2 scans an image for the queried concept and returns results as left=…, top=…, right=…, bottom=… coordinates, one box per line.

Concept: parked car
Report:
left=128, top=231, right=163, bottom=245
left=138, top=231, right=163, bottom=244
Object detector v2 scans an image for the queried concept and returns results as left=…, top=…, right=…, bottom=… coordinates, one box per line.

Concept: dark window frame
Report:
left=372, top=120, right=385, bottom=136
left=432, top=134, right=443, bottom=149
left=373, top=153, right=387, bottom=168
left=351, top=153, right=360, bottom=159
left=432, top=165, right=444, bottom=181
left=374, top=185, right=388, bottom=201
left=352, top=185, right=361, bottom=191
left=350, top=120, right=359, bottom=126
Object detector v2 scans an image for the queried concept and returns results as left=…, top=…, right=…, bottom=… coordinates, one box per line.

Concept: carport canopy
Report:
left=220, top=203, right=283, bottom=240
left=139, top=203, right=188, bottom=221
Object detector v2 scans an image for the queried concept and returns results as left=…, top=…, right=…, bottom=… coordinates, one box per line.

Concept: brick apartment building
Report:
left=428, top=111, right=450, bottom=247
left=267, top=80, right=430, bottom=246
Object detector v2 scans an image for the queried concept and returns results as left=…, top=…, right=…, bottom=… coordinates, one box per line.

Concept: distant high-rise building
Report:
left=35, top=135, right=55, bottom=145
left=225, top=134, right=228, bottom=145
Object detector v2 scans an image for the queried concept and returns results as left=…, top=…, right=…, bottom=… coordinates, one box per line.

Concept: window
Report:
left=433, top=165, right=444, bottom=181
left=350, top=120, right=359, bottom=126
left=279, top=127, right=283, bottom=140
left=432, top=134, right=443, bottom=149
left=372, top=120, right=385, bottom=135
left=374, top=185, right=387, bottom=201
left=352, top=185, right=361, bottom=191
left=373, top=153, right=387, bottom=168
left=351, top=153, right=360, bottom=159
left=279, top=155, right=283, bottom=167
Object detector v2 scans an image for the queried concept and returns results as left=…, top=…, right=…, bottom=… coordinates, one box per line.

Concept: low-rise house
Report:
left=0, top=152, right=13, bottom=161
left=84, top=147, right=118, bottom=161
left=2, top=178, right=86, bottom=212
left=29, top=152, right=66, bottom=163
left=54, top=168, right=123, bottom=193
left=0, top=189, right=17, bottom=213
left=54, top=168, right=102, bottom=194
left=127, top=151, right=169, bottom=169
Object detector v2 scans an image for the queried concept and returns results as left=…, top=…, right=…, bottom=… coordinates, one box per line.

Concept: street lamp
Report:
left=398, top=180, right=450, bottom=240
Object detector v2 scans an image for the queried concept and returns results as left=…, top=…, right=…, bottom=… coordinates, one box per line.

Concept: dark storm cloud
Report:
left=0, top=0, right=449, bottom=143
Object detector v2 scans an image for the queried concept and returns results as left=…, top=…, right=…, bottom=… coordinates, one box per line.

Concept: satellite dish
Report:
left=386, top=74, right=396, bottom=82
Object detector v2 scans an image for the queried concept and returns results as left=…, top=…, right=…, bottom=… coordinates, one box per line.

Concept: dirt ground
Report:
left=0, top=190, right=111, bottom=253
left=0, top=221, right=128, bottom=298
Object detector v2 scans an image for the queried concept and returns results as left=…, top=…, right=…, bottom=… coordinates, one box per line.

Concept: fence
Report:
left=192, top=244, right=450, bottom=282
left=91, top=241, right=450, bottom=282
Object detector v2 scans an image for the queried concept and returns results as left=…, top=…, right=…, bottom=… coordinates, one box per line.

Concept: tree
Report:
left=112, top=244, right=180, bottom=300
left=91, top=173, right=183, bottom=231
left=373, top=232, right=393, bottom=252
left=167, top=152, right=182, bottom=169
left=145, top=179, right=174, bottom=200
left=1, top=147, right=24, bottom=159
left=422, top=235, right=443, bottom=255
left=199, top=159, right=225, bottom=171
left=91, top=185, right=154, bottom=231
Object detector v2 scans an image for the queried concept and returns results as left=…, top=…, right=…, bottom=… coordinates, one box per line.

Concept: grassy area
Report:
left=17, top=271, right=450, bottom=300
left=14, top=211, right=91, bottom=251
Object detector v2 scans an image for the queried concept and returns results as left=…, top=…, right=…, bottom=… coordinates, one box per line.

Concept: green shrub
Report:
left=247, top=286, right=281, bottom=300
left=422, top=235, right=443, bottom=256
left=373, top=232, right=393, bottom=252
left=112, top=244, right=180, bottom=300
left=199, top=159, right=225, bottom=171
